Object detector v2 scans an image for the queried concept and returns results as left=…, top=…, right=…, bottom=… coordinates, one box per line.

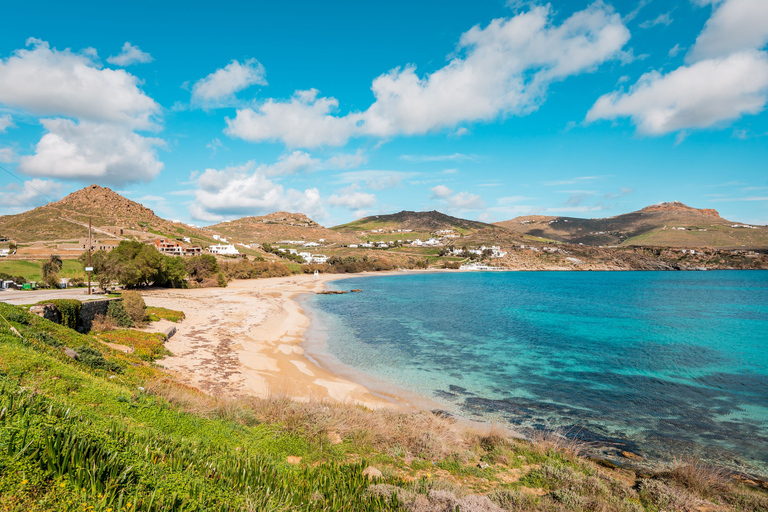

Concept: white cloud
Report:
left=106, top=42, right=153, bottom=66
left=0, top=38, right=159, bottom=129
left=191, top=58, right=267, bottom=108
left=586, top=50, right=768, bottom=134
left=225, top=89, right=357, bottom=147
left=191, top=161, right=325, bottom=221
left=226, top=3, right=629, bottom=148
left=669, top=44, right=684, bottom=57
left=430, top=185, right=454, bottom=198
left=18, top=119, right=164, bottom=185
left=688, top=0, right=768, bottom=62
left=447, top=191, right=485, bottom=210
left=327, top=185, right=377, bottom=209
left=263, top=150, right=319, bottom=176
left=0, top=113, right=13, bottom=132
left=325, top=149, right=367, bottom=169
left=639, top=12, right=674, bottom=29
left=334, top=170, right=417, bottom=190
left=0, top=147, right=16, bottom=163
left=1, top=178, right=63, bottom=212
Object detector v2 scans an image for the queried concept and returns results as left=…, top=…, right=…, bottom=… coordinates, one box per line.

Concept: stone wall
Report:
left=29, top=298, right=121, bottom=332
left=79, top=299, right=119, bottom=332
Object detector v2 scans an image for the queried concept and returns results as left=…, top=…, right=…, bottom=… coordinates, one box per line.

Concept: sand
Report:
left=141, top=273, right=403, bottom=409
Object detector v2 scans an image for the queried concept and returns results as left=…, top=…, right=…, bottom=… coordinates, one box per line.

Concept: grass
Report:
left=145, top=307, right=185, bottom=323
left=96, top=330, right=169, bottom=361
left=0, top=259, right=86, bottom=281
left=1, top=300, right=767, bottom=511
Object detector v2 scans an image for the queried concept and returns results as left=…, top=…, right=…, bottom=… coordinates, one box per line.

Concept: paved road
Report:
left=0, top=288, right=108, bottom=305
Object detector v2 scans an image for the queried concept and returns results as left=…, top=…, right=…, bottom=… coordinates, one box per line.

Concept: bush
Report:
left=90, top=313, right=117, bottom=333
left=122, top=291, right=146, bottom=325
left=107, top=300, right=133, bottom=328
left=216, top=271, right=227, bottom=287
left=75, top=345, right=123, bottom=373
left=44, top=299, right=82, bottom=330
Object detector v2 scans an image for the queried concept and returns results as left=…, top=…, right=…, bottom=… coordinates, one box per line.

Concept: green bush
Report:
left=121, top=290, right=146, bottom=325
left=74, top=345, right=123, bottom=373
left=45, top=299, right=82, bottom=330
left=106, top=300, right=133, bottom=328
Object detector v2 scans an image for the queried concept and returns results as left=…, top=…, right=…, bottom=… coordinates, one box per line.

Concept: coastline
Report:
left=143, top=272, right=424, bottom=409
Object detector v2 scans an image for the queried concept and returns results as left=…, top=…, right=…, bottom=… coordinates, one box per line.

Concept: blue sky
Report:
left=1, top=0, right=767, bottom=226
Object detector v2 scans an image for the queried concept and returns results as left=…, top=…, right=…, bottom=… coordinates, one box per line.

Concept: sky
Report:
left=1, top=0, right=768, bottom=227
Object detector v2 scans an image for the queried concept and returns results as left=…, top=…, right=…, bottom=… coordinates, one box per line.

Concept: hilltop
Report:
left=495, top=201, right=768, bottom=248
left=0, top=185, right=224, bottom=255
left=209, top=212, right=358, bottom=244
left=332, top=210, right=502, bottom=234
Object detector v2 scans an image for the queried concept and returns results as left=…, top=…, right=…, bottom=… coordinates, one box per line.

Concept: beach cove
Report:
left=143, top=273, right=409, bottom=408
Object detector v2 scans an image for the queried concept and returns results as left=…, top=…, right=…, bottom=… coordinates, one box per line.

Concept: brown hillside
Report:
left=495, top=202, right=768, bottom=248
left=332, top=210, right=502, bottom=234
left=209, top=212, right=357, bottom=244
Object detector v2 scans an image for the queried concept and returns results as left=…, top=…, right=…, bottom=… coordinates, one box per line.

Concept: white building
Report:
left=213, top=234, right=221, bottom=240
left=310, top=254, right=328, bottom=264
left=303, top=242, right=320, bottom=247
left=209, top=244, right=240, bottom=255
left=348, top=244, right=358, bottom=248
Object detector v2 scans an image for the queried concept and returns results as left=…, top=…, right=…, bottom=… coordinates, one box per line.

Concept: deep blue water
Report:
left=303, top=271, right=768, bottom=475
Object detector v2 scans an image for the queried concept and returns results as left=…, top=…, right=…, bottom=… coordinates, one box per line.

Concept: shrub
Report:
left=44, top=299, right=82, bottom=330
left=122, top=291, right=146, bottom=325
left=90, top=313, right=117, bottom=332
left=75, top=345, right=123, bottom=373
left=216, top=271, right=227, bottom=287
left=107, top=300, right=133, bottom=328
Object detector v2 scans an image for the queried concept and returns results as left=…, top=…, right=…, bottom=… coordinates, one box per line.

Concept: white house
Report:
left=348, top=244, right=358, bottom=248
left=183, top=237, right=191, bottom=243
left=303, top=242, right=320, bottom=247
left=209, top=244, right=239, bottom=255
left=213, top=234, right=221, bottom=240
left=310, top=254, right=328, bottom=264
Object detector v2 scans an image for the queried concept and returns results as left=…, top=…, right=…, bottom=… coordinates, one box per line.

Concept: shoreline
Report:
left=144, top=270, right=768, bottom=482
left=144, top=271, right=431, bottom=409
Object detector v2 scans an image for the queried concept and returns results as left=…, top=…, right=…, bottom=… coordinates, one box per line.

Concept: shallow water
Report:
left=303, top=271, right=768, bottom=476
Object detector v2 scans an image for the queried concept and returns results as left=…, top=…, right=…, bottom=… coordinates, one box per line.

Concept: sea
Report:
left=302, top=270, right=768, bottom=477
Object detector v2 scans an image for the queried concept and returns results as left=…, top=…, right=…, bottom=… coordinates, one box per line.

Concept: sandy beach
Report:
left=142, top=273, right=405, bottom=409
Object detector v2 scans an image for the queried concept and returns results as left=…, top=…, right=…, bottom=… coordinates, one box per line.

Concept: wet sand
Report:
left=142, top=273, right=407, bottom=408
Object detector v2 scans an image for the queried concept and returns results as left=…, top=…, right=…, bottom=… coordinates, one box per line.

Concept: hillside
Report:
left=333, top=210, right=503, bottom=234
left=0, top=185, right=219, bottom=248
left=495, top=202, right=768, bottom=248
left=209, top=212, right=358, bottom=244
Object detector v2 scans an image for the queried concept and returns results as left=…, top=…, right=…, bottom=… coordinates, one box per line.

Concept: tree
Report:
left=185, top=254, right=219, bottom=283
left=42, top=254, right=64, bottom=288
left=155, top=255, right=187, bottom=288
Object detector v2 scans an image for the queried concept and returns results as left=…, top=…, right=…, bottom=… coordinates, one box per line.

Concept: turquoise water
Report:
left=303, top=271, right=768, bottom=476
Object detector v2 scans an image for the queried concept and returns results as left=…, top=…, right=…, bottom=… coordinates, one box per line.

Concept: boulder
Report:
left=62, top=347, right=79, bottom=360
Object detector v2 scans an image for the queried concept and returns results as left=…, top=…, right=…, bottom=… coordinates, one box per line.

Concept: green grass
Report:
left=1, top=301, right=767, bottom=511
left=0, top=260, right=86, bottom=282
left=145, top=307, right=185, bottom=323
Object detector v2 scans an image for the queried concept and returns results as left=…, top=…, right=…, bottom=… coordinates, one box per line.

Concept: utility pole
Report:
left=87, top=217, right=92, bottom=295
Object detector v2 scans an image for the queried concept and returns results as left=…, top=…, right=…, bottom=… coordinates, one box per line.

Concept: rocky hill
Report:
left=209, top=212, right=358, bottom=244
left=495, top=202, right=768, bottom=248
left=0, top=185, right=216, bottom=245
left=332, top=210, right=503, bottom=234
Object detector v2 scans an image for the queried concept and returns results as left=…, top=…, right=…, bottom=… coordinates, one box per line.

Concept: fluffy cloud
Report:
left=325, top=149, right=367, bottom=169
left=688, top=0, right=768, bottom=62
left=327, top=185, right=377, bottom=209
left=0, top=147, right=15, bottom=163
left=225, top=89, right=357, bottom=147
left=191, top=58, right=267, bottom=108
left=0, top=38, right=159, bottom=128
left=1, top=178, right=64, bottom=212
left=430, top=185, right=454, bottom=198
left=447, top=191, right=485, bottom=210
left=0, top=113, right=12, bottom=132
left=106, top=42, right=153, bottom=66
left=191, top=161, right=325, bottom=222
left=18, top=119, right=164, bottom=184
left=586, top=50, right=768, bottom=134
left=226, top=3, right=629, bottom=148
